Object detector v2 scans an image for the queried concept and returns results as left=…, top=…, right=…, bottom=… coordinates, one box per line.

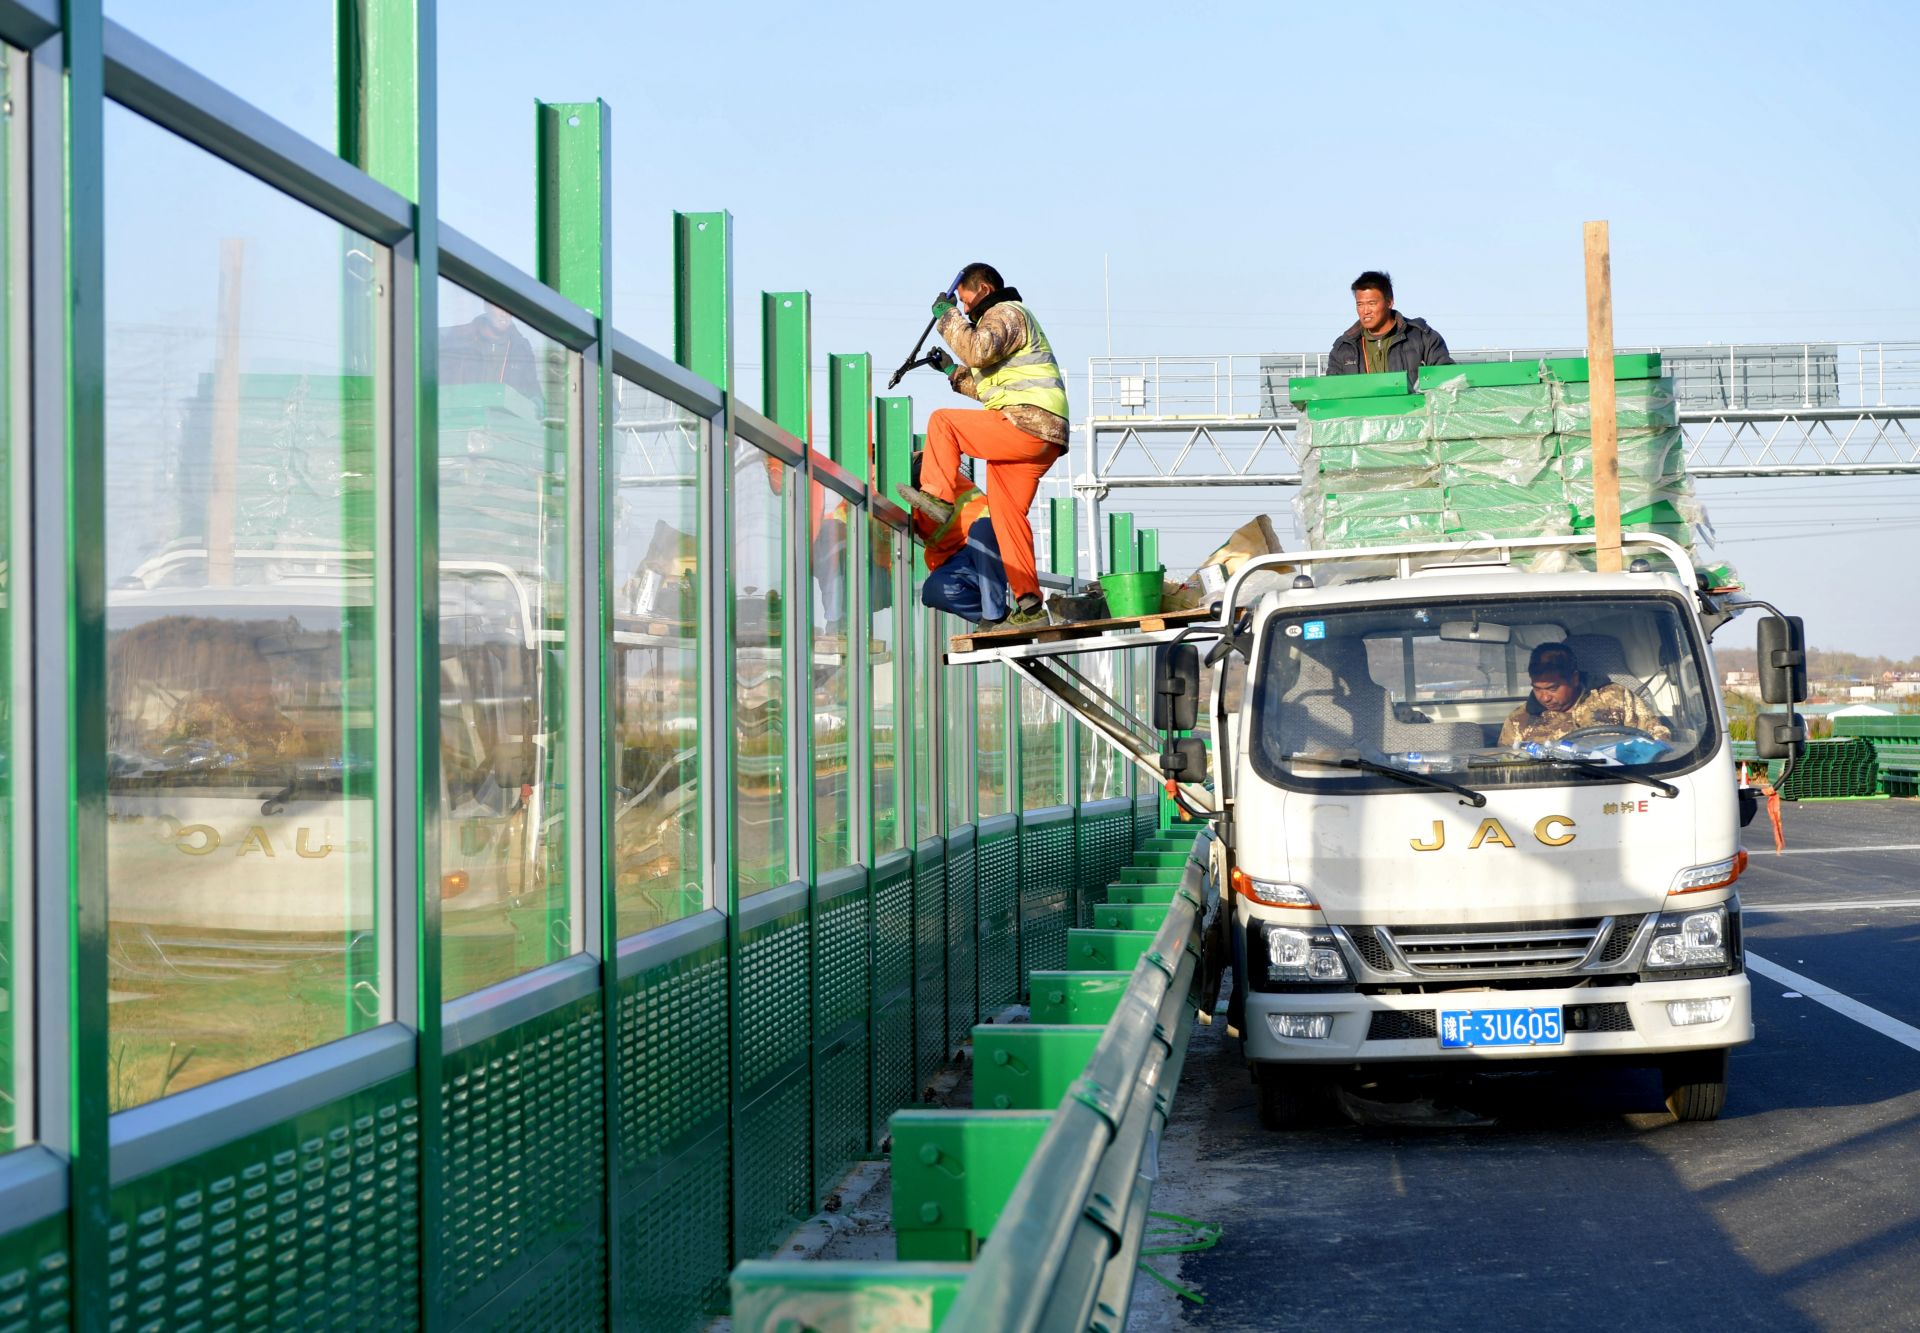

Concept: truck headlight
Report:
left=1265, top=925, right=1348, bottom=981
left=1646, top=904, right=1728, bottom=969
left=1232, top=869, right=1317, bottom=909
left=1671, top=852, right=1746, bottom=895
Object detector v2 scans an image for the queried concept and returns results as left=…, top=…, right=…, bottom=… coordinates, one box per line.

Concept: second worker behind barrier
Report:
left=1325, top=270, right=1452, bottom=389
left=897, top=262, right=1067, bottom=630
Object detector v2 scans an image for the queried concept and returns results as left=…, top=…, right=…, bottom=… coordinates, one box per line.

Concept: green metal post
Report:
left=1107, top=512, right=1135, bottom=575
left=1136, top=527, right=1159, bottom=573
left=876, top=395, right=913, bottom=501
left=762, top=290, right=810, bottom=443
left=339, top=1, right=442, bottom=1324
left=675, top=212, right=732, bottom=393
left=536, top=96, right=623, bottom=1325
left=828, top=354, right=871, bottom=477
left=1048, top=496, right=1076, bottom=578
left=57, top=3, right=110, bottom=1328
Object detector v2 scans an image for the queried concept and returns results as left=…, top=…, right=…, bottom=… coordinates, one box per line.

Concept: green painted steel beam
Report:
left=1106, top=512, right=1135, bottom=575
left=1115, top=866, right=1183, bottom=885
left=1131, top=851, right=1190, bottom=869
left=889, top=1109, right=1051, bottom=1261
left=336, top=0, right=420, bottom=196
left=829, top=353, right=871, bottom=476
left=674, top=211, right=732, bottom=391
left=1136, top=526, right=1159, bottom=573
left=1093, top=902, right=1170, bottom=932
left=535, top=100, right=605, bottom=317
left=971, top=1025, right=1103, bottom=1112
left=876, top=395, right=914, bottom=502
left=731, top=1261, right=974, bottom=1332
left=1065, top=928, right=1158, bottom=972
left=1048, top=496, right=1076, bottom=578
left=1027, top=971, right=1130, bottom=1026
left=1107, top=884, right=1179, bottom=905
left=762, top=290, right=810, bottom=443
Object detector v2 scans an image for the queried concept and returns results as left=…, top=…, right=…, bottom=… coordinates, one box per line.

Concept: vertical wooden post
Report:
left=1584, top=220, right=1621, bottom=573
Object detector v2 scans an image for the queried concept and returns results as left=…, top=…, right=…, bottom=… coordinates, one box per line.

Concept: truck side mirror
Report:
left=1153, top=643, right=1200, bottom=732
left=1753, top=711, right=1805, bottom=761
left=1757, top=615, right=1807, bottom=705
left=1160, top=736, right=1209, bottom=783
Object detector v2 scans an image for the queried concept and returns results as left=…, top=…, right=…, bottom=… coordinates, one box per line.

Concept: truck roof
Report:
left=1248, top=563, right=1695, bottom=619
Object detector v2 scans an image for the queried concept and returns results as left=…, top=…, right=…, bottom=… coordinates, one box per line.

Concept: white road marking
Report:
left=1747, top=952, right=1920, bottom=1055
left=1746, top=898, right=1920, bottom=914
left=1752, top=844, right=1920, bottom=856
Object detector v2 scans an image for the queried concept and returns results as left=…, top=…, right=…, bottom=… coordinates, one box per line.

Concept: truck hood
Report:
left=1235, top=769, right=1734, bottom=925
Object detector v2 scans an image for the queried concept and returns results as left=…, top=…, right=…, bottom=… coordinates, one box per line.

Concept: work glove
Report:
left=931, top=291, right=957, bottom=321
left=926, top=347, right=960, bottom=378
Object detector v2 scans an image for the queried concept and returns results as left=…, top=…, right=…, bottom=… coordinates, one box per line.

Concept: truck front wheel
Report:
left=1661, top=1048, right=1730, bottom=1122
left=1255, top=1064, right=1329, bottom=1130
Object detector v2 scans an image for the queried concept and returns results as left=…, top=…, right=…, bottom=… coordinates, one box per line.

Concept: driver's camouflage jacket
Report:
left=1498, top=682, right=1672, bottom=748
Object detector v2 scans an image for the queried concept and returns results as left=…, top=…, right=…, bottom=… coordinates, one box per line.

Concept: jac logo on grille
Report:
left=1410, top=816, right=1575, bottom=851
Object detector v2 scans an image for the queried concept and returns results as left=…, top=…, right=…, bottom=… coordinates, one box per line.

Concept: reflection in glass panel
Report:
left=943, top=616, right=971, bottom=831
left=869, top=519, right=903, bottom=857
left=104, top=105, right=382, bottom=1108
left=611, top=378, right=702, bottom=937
left=975, top=663, right=1009, bottom=818
left=0, top=47, right=16, bottom=1152
left=734, top=441, right=790, bottom=893
left=1078, top=652, right=1124, bottom=802
left=1019, top=681, right=1069, bottom=811
left=911, top=568, right=937, bottom=845
left=1130, top=647, right=1153, bottom=801
left=437, top=281, right=574, bottom=999
left=811, top=481, right=853, bottom=872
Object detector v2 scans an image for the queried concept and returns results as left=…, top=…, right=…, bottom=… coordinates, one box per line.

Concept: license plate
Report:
left=1437, top=1007, right=1564, bottom=1048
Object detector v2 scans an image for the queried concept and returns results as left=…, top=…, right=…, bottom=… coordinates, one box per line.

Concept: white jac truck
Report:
left=951, top=533, right=1808, bottom=1128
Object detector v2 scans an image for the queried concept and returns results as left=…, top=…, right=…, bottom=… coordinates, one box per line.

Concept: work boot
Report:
left=894, top=483, right=953, bottom=525
left=1003, top=593, right=1049, bottom=629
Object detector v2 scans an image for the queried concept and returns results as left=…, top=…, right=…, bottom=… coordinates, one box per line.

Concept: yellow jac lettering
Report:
left=1534, top=815, right=1577, bottom=847
left=176, top=824, right=219, bottom=855
left=295, top=828, right=333, bottom=859
left=1411, top=821, right=1446, bottom=852
left=1469, top=818, right=1515, bottom=850
left=237, top=826, right=275, bottom=857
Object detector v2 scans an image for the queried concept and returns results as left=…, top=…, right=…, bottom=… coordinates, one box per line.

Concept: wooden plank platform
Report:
left=948, top=606, right=1212, bottom=654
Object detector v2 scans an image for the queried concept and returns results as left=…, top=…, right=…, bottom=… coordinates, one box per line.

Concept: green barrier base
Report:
left=888, top=1110, right=1052, bottom=1261
left=972, top=1025, right=1104, bottom=1111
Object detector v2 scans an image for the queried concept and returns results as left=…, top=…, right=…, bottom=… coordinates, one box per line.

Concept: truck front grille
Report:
left=1597, top=915, right=1646, bottom=963
left=1382, top=918, right=1603, bottom=975
left=1346, top=928, right=1393, bottom=972
left=1367, top=1010, right=1438, bottom=1041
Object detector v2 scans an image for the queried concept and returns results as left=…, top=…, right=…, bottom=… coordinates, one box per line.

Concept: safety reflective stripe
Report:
left=975, top=302, right=1069, bottom=418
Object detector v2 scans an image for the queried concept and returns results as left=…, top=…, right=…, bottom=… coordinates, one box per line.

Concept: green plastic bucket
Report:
left=1099, top=568, right=1164, bottom=618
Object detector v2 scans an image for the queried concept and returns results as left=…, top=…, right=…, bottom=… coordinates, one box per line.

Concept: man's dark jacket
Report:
left=1325, top=315, right=1453, bottom=388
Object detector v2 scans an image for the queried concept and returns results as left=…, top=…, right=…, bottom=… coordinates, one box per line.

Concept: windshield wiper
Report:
left=1291, top=752, right=1487, bottom=808
left=1531, top=752, right=1678, bottom=799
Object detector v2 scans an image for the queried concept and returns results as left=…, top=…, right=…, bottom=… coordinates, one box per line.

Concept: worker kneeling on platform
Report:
left=1500, top=641, right=1672, bottom=747
left=1325, top=269, right=1452, bottom=389
left=909, top=452, right=1010, bottom=627
left=896, top=262, right=1068, bottom=630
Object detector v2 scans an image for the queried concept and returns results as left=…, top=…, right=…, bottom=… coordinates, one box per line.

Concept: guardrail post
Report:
left=1106, top=512, right=1135, bottom=575
left=763, top=289, right=811, bottom=442
left=1049, top=496, right=1077, bottom=580
left=876, top=394, right=914, bottom=500
left=830, top=353, right=872, bottom=477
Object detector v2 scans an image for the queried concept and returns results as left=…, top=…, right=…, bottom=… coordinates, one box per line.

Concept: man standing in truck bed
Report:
left=1325, top=270, right=1453, bottom=389
left=897, top=263, right=1067, bottom=630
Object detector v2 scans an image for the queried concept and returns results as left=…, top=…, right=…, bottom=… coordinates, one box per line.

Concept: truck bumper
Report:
left=1242, top=973, right=1753, bottom=1065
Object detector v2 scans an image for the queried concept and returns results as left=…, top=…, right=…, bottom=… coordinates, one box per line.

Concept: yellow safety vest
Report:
left=973, top=303, right=1069, bottom=420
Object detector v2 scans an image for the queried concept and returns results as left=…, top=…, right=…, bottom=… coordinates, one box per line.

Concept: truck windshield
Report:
left=1248, top=594, right=1717, bottom=794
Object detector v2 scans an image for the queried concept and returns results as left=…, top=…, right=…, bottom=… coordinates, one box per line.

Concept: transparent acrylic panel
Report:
left=975, top=663, right=1009, bottom=818
left=437, top=280, right=575, bottom=999
left=810, top=482, right=853, bottom=873
left=869, top=519, right=903, bottom=857
left=0, top=47, right=18, bottom=1152
left=1077, top=652, right=1124, bottom=802
left=104, top=105, right=384, bottom=1108
left=944, top=616, right=972, bottom=831
left=1019, top=681, right=1069, bottom=811
left=911, top=568, right=937, bottom=845
left=734, top=441, right=790, bottom=894
left=610, top=378, right=702, bottom=937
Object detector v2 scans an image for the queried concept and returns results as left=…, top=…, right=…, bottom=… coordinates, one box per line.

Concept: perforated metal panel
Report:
left=913, top=843, right=948, bottom=1089
left=944, top=831, right=978, bottom=1049
left=467, top=1223, right=607, bottom=1332
left=1133, top=793, right=1159, bottom=844
left=441, top=995, right=606, bottom=1324
left=813, top=874, right=872, bottom=1197
left=104, top=1074, right=421, bottom=1330
left=0, top=1211, right=71, bottom=1332
left=1077, top=805, right=1133, bottom=927
left=735, top=1073, right=811, bottom=1262
left=736, top=902, right=813, bottom=1261
left=618, top=928, right=732, bottom=1332
left=1019, top=814, right=1073, bottom=995
left=871, top=855, right=916, bottom=1139
left=976, top=827, right=1019, bottom=1013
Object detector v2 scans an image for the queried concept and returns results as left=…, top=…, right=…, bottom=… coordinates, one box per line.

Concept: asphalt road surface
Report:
left=1140, top=799, right=1920, bottom=1333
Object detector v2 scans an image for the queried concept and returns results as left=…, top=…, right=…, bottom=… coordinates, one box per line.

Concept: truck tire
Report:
left=1255, top=1064, right=1327, bottom=1130
left=1661, top=1048, right=1730, bottom=1122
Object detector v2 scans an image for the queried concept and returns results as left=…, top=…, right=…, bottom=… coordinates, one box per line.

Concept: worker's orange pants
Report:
left=924, top=407, right=1065, bottom=601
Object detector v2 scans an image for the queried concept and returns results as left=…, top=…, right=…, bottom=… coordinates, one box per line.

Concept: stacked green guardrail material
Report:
left=1833, top=715, right=1920, bottom=796
left=1288, top=355, right=1699, bottom=551
left=1734, top=736, right=1880, bottom=799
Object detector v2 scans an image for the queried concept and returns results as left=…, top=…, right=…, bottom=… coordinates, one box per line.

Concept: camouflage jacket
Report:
left=937, top=304, right=1070, bottom=447
left=1498, top=682, right=1672, bottom=747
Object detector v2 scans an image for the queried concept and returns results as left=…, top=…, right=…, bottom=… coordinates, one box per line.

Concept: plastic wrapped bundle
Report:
left=1297, top=393, right=1429, bottom=449
left=1303, top=438, right=1439, bottom=483
left=1443, top=475, right=1571, bottom=540
left=1438, top=435, right=1559, bottom=486
left=1424, top=383, right=1557, bottom=440
left=1561, top=427, right=1690, bottom=521
left=1553, top=380, right=1680, bottom=432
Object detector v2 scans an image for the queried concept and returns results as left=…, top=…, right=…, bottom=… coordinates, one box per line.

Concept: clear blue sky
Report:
left=107, top=0, right=1920, bottom=657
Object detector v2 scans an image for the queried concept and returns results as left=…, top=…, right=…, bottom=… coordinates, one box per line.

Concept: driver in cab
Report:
left=1498, top=642, right=1671, bottom=747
